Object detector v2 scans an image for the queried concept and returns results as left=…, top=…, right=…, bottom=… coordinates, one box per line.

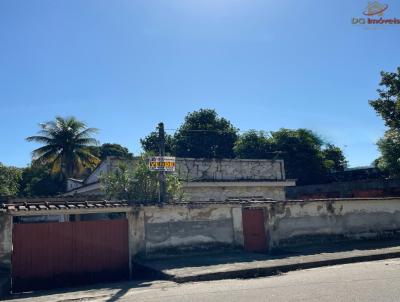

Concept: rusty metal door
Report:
left=12, top=219, right=129, bottom=292
left=242, top=208, right=268, bottom=252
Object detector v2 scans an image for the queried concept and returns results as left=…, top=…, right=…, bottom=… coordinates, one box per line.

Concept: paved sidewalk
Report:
left=135, top=239, right=400, bottom=282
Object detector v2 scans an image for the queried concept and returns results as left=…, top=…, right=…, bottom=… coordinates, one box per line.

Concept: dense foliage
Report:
left=141, top=109, right=238, bottom=158
left=89, top=143, right=134, bottom=160
left=235, top=129, right=347, bottom=185
left=370, top=67, right=400, bottom=177
left=321, top=144, right=347, bottom=173
left=18, top=163, right=64, bottom=197
left=273, top=129, right=347, bottom=184
left=369, top=67, right=400, bottom=130
left=173, top=109, right=238, bottom=158
left=0, top=163, right=22, bottom=196
left=375, top=129, right=400, bottom=178
left=233, top=130, right=274, bottom=159
left=140, top=132, right=175, bottom=154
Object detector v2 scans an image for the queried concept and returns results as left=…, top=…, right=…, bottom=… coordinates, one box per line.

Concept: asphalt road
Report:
left=9, top=259, right=400, bottom=302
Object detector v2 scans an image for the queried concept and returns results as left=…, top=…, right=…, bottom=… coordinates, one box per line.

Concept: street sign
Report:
left=148, top=156, right=176, bottom=172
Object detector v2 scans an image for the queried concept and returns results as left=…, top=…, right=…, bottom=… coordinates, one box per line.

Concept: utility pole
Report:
left=158, top=122, right=166, bottom=204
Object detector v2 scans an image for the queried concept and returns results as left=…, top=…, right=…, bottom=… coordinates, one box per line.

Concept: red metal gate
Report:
left=12, top=219, right=129, bottom=292
left=242, top=208, right=268, bottom=252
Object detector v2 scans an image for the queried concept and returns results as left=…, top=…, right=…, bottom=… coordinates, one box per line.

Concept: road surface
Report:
left=9, top=258, right=400, bottom=302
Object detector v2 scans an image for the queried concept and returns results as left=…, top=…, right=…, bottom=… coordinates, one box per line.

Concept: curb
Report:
left=167, top=251, right=400, bottom=283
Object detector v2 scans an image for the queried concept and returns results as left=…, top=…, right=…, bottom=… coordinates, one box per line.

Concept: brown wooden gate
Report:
left=12, top=219, right=129, bottom=292
left=242, top=208, right=268, bottom=252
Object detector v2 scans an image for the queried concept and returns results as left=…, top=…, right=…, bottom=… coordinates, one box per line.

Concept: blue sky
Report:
left=0, top=0, right=399, bottom=168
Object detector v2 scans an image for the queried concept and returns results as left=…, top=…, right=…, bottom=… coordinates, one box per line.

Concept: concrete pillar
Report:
left=0, top=214, right=12, bottom=296
left=0, top=214, right=12, bottom=271
left=126, top=209, right=145, bottom=277
left=231, top=207, right=244, bottom=247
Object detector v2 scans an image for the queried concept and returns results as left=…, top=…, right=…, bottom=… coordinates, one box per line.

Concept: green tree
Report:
left=140, top=132, right=175, bottom=154
left=234, top=130, right=275, bottom=159
left=235, top=128, right=347, bottom=184
left=89, top=143, right=134, bottom=160
left=173, top=109, right=238, bottom=158
left=18, top=163, right=64, bottom=197
left=369, top=67, right=400, bottom=130
left=99, top=154, right=183, bottom=203
left=270, top=128, right=329, bottom=185
left=321, top=144, right=347, bottom=172
left=0, top=163, right=22, bottom=196
left=26, top=116, right=100, bottom=184
left=375, top=129, right=400, bottom=177
left=369, top=67, right=400, bottom=178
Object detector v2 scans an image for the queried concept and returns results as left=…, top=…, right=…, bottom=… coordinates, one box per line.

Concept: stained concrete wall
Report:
left=0, top=214, right=12, bottom=271
left=232, top=207, right=244, bottom=246
left=183, top=185, right=286, bottom=202
left=176, top=158, right=285, bottom=181
left=127, top=198, right=400, bottom=257
left=78, top=157, right=286, bottom=187
left=128, top=204, right=243, bottom=258
left=266, top=198, right=400, bottom=249
left=286, top=179, right=400, bottom=200
left=127, top=210, right=145, bottom=261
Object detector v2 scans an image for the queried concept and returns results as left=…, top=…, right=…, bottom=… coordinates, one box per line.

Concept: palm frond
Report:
left=75, top=137, right=99, bottom=146
left=27, top=116, right=99, bottom=180
left=31, top=145, right=59, bottom=157
left=75, top=127, right=99, bottom=139
left=57, top=116, right=86, bottom=130
left=26, top=135, right=56, bottom=144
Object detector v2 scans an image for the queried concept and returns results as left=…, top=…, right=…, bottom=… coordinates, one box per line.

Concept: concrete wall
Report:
left=183, top=184, right=286, bottom=201
left=266, top=198, right=400, bottom=249
left=176, top=158, right=285, bottom=181
left=128, top=204, right=243, bottom=258
left=127, top=198, right=400, bottom=258
left=286, top=179, right=400, bottom=200
left=80, top=157, right=286, bottom=187
left=127, top=210, right=146, bottom=261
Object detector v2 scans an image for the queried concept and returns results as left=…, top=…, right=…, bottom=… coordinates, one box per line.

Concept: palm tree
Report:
left=27, top=116, right=100, bottom=183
